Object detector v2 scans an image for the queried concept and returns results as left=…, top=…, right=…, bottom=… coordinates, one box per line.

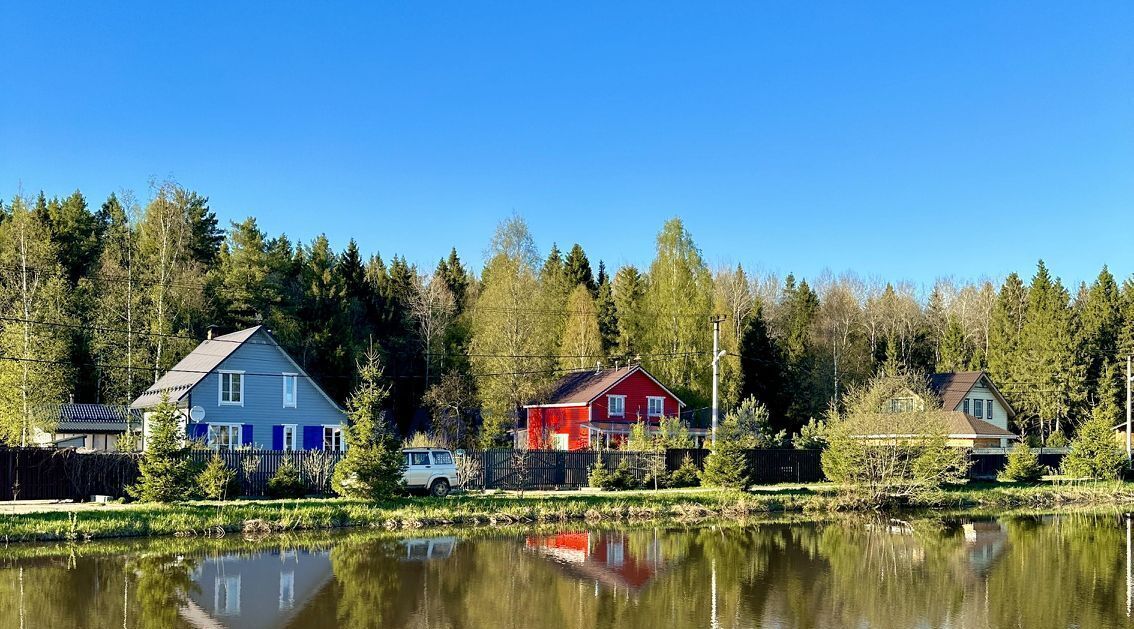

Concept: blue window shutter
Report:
left=272, top=425, right=283, bottom=451
left=188, top=422, right=208, bottom=441
left=303, top=425, right=322, bottom=451
left=242, top=424, right=254, bottom=447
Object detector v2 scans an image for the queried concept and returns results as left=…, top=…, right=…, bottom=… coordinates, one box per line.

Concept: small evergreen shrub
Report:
left=1062, top=414, right=1126, bottom=480
left=267, top=459, right=308, bottom=498
left=610, top=459, right=641, bottom=490
left=588, top=458, right=615, bottom=490
left=128, top=393, right=193, bottom=503
left=1046, top=430, right=1069, bottom=448
left=669, top=454, right=701, bottom=488
left=998, top=443, right=1043, bottom=483
left=197, top=453, right=238, bottom=500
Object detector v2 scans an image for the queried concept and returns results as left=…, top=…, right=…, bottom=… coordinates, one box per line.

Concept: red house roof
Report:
left=526, top=365, right=685, bottom=408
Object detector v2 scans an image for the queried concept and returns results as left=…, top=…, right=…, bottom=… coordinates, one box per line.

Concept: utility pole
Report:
left=710, top=315, right=727, bottom=446
left=1127, top=355, right=1131, bottom=461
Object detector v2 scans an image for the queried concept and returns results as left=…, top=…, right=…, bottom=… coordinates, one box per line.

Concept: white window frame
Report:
left=207, top=423, right=243, bottom=450
left=282, top=424, right=297, bottom=451
left=647, top=396, right=665, bottom=417
left=323, top=425, right=344, bottom=452
left=282, top=373, right=298, bottom=408
left=962, top=399, right=970, bottom=414
left=986, top=400, right=994, bottom=421
left=607, top=395, right=626, bottom=418
left=218, top=370, right=245, bottom=406
left=552, top=434, right=569, bottom=451
left=973, top=398, right=983, bottom=418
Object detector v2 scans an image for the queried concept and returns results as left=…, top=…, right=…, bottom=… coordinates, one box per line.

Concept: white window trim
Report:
left=218, top=370, right=245, bottom=407
left=282, top=424, right=297, bottom=451
left=207, top=423, right=243, bottom=450
left=282, top=373, right=298, bottom=408
left=607, top=395, right=626, bottom=418
left=323, top=424, right=345, bottom=452
left=647, top=396, right=665, bottom=417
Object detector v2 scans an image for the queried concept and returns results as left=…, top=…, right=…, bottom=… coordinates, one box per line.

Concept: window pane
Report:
left=987, top=400, right=993, bottom=420
left=432, top=452, right=453, bottom=465
left=411, top=452, right=431, bottom=465
left=232, top=374, right=241, bottom=402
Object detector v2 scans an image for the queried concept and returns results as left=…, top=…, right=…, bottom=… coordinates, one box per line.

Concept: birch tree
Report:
left=408, top=270, right=456, bottom=387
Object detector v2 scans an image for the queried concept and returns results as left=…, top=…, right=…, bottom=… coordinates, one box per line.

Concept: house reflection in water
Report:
left=525, top=531, right=668, bottom=594
left=961, top=520, right=1009, bottom=575
left=180, top=549, right=334, bottom=629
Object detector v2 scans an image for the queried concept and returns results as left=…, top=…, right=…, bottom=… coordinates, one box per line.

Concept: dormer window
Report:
left=887, top=397, right=917, bottom=413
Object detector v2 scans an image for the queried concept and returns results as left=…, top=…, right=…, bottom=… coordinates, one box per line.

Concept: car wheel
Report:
left=429, top=478, right=451, bottom=498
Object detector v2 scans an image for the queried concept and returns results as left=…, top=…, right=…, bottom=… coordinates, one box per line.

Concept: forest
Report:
left=0, top=181, right=1128, bottom=447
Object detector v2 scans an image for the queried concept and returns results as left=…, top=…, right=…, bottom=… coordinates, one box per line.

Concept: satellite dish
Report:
left=189, top=406, right=206, bottom=422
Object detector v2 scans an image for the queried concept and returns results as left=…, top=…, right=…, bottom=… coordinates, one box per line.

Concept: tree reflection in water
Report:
left=0, top=513, right=1132, bottom=628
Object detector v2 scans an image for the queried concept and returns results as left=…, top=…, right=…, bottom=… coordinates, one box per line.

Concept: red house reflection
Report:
left=525, top=531, right=666, bottom=592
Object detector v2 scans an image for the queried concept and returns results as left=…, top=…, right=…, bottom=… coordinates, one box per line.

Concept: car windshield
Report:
left=432, top=451, right=453, bottom=465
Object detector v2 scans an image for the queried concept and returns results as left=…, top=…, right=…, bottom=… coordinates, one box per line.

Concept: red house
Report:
left=521, top=365, right=695, bottom=450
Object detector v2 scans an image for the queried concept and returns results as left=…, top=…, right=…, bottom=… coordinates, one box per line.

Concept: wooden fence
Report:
left=967, top=450, right=1066, bottom=479
left=0, top=448, right=140, bottom=501
left=186, top=449, right=344, bottom=496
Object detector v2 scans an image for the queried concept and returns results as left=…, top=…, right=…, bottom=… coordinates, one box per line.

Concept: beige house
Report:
left=867, top=371, right=1018, bottom=449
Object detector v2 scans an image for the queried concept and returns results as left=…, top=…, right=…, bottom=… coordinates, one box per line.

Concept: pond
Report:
left=0, top=512, right=1132, bottom=628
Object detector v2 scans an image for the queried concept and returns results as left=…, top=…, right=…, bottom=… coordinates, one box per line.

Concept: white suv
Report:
left=402, top=448, right=457, bottom=497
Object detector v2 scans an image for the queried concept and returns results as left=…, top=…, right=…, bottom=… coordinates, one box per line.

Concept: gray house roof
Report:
left=131, top=326, right=262, bottom=408
left=43, top=403, right=142, bottom=433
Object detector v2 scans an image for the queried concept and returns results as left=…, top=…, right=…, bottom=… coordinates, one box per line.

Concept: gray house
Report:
left=131, top=325, right=347, bottom=451
left=32, top=403, right=142, bottom=451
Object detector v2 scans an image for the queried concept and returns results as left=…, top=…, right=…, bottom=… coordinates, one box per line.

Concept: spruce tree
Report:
left=612, top=265, right=646, bottom=358
left=563, top=243, right=596, bottom=295
left=937, top=315, right=972, bottom=373
left=1077, top=267, right=1121, bottom=406
left=332, top=351, right=406, bottom=499
left=129, top=393, right=192, bottom=503
left=595, top=262, right=619, bottom=355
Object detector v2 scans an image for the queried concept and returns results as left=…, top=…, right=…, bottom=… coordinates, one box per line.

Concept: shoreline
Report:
left=2, top=482, right=1133, bottom=545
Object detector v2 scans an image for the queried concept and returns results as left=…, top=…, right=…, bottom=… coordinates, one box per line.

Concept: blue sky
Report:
left=2, top=2, right=1132, bottom=288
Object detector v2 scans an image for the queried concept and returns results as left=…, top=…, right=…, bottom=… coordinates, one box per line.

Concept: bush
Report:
left=266, top=459, right=308, bottom=498
left=1046, top=430, right=1069, bottom=448
left=197, top=453, right=238, bottom=500
left=588, top=458, right=615, bottom=490
left=998, top=443, right=1043, bottom=482
left=610, top=459, right=641, bottom=490
left=128, top=393, right=193, bottom=503
left=793, top=418, right=827, bottom=450
left=701, top=438, right=750, bottom=489
left=1062, top=414, right=1126, bottom=480
left=669, top=454, right=701, bottom=488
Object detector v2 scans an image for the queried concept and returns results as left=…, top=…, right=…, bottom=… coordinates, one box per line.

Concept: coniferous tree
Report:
left=332, top=351, right=406, bottom=499
left=563, top=243, right=596, bottom=295
left=129, top=393, right=192, bottom=503
left=778, top=275, right=821, bottom=428
left=1076, top=266, right=1120, bottom=405
left=987, top=272, right=1028, bottom=430
left=739, top=305, right=791, bottom=432
left=936, top=315, right=972, bottom=372
left=595, top=261, right=619, bottom=355
left=612, top=265, right=646, bottom=358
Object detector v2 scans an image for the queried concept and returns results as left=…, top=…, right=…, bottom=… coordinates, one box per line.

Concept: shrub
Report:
left=266, top=459, right=308, bottom=498
left=588, top=458, right=615, bottom=490
left=610, top=459, right=641, bottom=490
left=1062, top=413, right=1126, bottom=480
left=128, top=393, right=193, bottom=503
left=793, top=418, right=827, bottom=450
left=822, top=371, right=969, bottom=504
left=669, top=454, right=701, bottom=488
left=1046, top=430, right=1069, bottom=448
left=998, top=443, right=1043, bottom=482
left=197, top=453, right=238, bottom=500
left=332, top=351, right=406, bottom=500
left=701, top=437, right=750, bottom=489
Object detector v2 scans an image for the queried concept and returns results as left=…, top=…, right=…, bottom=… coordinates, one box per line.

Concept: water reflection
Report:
left=1, top=513, right=1133, bottom=628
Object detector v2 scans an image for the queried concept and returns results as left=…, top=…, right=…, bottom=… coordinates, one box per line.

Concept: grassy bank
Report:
left=3, top=482, right=1134, bottom=543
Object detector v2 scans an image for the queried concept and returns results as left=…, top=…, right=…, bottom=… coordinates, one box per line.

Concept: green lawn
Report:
left=2, top=481, right=1133, bottom=543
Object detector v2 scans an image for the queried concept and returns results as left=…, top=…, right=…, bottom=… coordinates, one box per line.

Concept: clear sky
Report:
left=2, top=2, right=1132, bottom=289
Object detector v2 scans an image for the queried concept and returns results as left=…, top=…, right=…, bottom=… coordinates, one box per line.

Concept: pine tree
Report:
left=595, top=261, right=619, bottom=355
left=129, top=393, right=192, bottom=503
left=563, top=243, right=595, bottom=295
left=936, top=314, right=972, bottom=372
left=332, top=351, right=406, bottom=499
left=612, top=265, right=646, bottom=358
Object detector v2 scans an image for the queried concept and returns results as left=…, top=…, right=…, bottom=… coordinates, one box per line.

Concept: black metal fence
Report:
left=3, top=445, right=1049, bottom=500
left=968, top=450, right=1066, bottom=479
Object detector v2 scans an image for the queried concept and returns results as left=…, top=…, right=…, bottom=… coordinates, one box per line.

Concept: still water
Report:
left=1, top=513, right=1133, bottom=628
